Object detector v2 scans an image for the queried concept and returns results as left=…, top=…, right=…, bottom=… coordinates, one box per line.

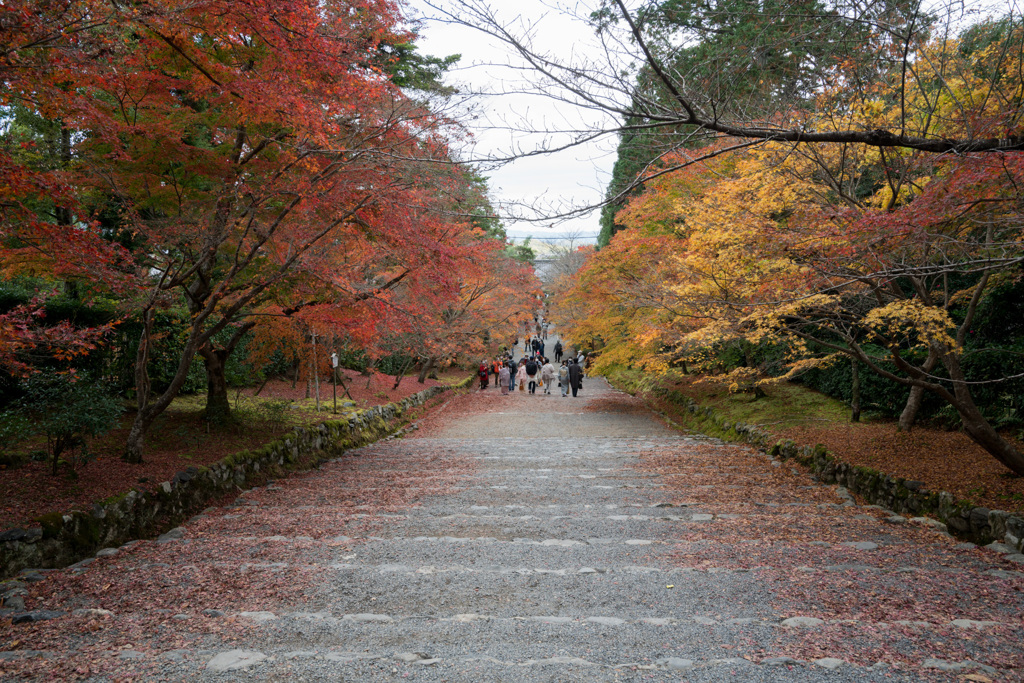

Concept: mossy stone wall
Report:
left=0, top=381, right=465, bottom=579
left=619, top=384, right=1024, bottom=552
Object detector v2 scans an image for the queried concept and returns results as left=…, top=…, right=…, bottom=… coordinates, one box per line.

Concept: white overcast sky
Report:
left=404, top=0, right=625, bottom=244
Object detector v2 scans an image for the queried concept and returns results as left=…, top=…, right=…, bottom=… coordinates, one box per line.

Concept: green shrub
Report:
left=8, top=373, right=123, bottom=475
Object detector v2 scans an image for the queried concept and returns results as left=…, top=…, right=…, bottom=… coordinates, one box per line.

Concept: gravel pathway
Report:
left=2, top=375, right=1022, bottom=681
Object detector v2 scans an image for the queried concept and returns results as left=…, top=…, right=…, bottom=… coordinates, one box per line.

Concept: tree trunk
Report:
left=199, top=322, right=254, bottom=423
left=199, top=344, right=232, bottom=424
left=392, top=355, right=415, bottom=391
left=942, top=352, right=1024, bottom=476
left=850, top=358, right=861, bottom=423
left=56, top=126, right=73, bottom=226
left=124, top=410, right=154, bottom=464
left=898, top=348, right=939, bottom=431
left=124, top=309, right=155, bottom=463
left=417, top=357, right=435, bottom=384
left=955, top=395, right=1024, bottom=475
left=898, top=386, right=926, bottom=431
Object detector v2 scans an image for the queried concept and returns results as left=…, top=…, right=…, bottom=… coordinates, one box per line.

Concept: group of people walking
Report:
left=477, top=344, right=585, bottom=397
left=522, top=336, right=569, bottom=363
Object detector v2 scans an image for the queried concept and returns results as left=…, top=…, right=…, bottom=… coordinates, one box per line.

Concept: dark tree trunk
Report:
left=898, top=386, right=926, bottom=431
left=850, top=358, right=861, bottom=423
left=124, top=413, right=153, bottom=465
left=199, top=344, right=232, bottom=424
left=56, top=126, right=73, bottom=226
left=392, top=356, right=415, bottom=391
left=199, top=322, right=254, bottom=423
left=942, top=352, right=1024, bottom=475
left=898, top=349, right=939, bottom=431
left=124, top=308, right=155, bottom=464
left=417, top=357, right=435, bottom=384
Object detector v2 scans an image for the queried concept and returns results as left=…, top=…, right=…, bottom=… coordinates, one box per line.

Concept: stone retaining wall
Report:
left=633, top=385, right=1024, bottom=553
left=0, top=379, right=469, bottom=579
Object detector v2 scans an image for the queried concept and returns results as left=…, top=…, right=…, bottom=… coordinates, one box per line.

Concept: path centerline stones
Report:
left=2, top=375, right=1021, bottom=681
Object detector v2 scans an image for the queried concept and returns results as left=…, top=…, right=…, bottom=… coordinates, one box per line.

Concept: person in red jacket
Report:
left=478, top=360, right=489, bottom=390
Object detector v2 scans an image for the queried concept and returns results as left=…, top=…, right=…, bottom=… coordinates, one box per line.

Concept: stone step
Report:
left=67, top=554, right=1019, bottom=582
left=4, top=378, right=1018, bottom=682
left=106, top=531, right=994, bottom=573
left=217, top=609, right=1024, bottom=632
left=7, top=646, right=967, bottom=682
left=208, top=651, right=1001, bottom=682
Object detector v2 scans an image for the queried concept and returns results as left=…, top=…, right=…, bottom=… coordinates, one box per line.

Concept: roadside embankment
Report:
left=0, top=377, right=472, bottom=579
left=608, top=373, right=1024, bottom=558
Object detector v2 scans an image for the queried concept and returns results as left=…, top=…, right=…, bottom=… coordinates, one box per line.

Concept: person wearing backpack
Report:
left=525, top=357, right=539, bottom=394
left=554, top=340, right=563, bottom=362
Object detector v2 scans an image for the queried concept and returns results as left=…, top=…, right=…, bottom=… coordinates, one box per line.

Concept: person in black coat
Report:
left=567, top=359, right=583, bottom=397
left=554, top=340, right=563, bottom=362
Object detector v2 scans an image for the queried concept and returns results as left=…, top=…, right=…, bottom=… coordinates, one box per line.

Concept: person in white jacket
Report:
left=515, top=361, right=529, bottom=392
left=540, top=358, right=556, bottom=394
left=558, top=361, right=570, bottom=397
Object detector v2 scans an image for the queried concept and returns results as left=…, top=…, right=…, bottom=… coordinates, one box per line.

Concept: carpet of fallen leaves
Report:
left=0, top=412, right=283, bottom=531
left=0, top=373, right=466, bottom=530
left=638, top=379, right=1024, bottom=515
left=777, top=422, right=1024, bottom=515
left=582, top=392, right=656, bottom=415
left=635, top=437, right=1024, bottom=677
left=0, top=436, right=476, bottom=681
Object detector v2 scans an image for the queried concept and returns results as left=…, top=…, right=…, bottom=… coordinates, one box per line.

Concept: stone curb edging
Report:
left=0, top=376, right=474, bottom=580
left=614, top=381, right=1024, bottom=554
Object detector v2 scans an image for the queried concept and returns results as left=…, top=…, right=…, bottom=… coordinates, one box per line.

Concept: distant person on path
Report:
left=539, top=339, right=545, bottom=358
left=498, top=362, right=510, bottom=395
left=568, top=359, right=583, bottom=397
left=507, top=360, right=517, bottom=392
left=531, top=337, right=540, bottom=355
left=554, top=340, right=563, bottom=362
left=541, top=357, right=556, bottom=394
left=478, top=360, right=489, bottom=390
left=558, top=360, right=570, bottom=397
left=525, top=356, right=539, bottom=394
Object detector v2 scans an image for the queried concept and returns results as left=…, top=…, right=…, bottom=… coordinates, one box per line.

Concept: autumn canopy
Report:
left=524, top=1, right=1024, bottom=474
left=1, top=0, right=538, bottom=461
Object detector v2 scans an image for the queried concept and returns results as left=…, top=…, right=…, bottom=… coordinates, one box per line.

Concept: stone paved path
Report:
left=3, top=377, right=1023, bottom=681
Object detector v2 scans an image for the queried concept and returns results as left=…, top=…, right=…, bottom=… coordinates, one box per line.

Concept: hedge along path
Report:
left=1, top=378, right=1023, bottom=680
